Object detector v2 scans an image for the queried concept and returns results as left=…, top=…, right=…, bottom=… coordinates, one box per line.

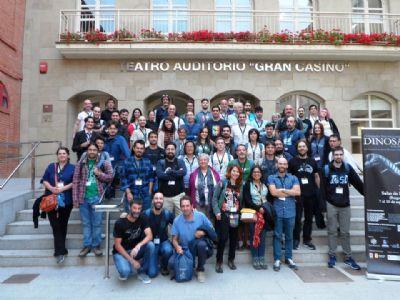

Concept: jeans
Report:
left=273, top=216, right=295, bottom=261
left=79, top=197, right=103, bottom=248
left=123, top=189, right=151, bottom=212
left=48, top=205, right=73, bottom=256
left=327, top=202, right=352, bottom=258
left=249, top=223, right=267, bottom=259
left=215, top=214, right=238, bottom=263
left=148, top=240, right=173, bottom=278
left=189, top=239, right=213, bottom=272
left=113, top=242, right=155, bottom=279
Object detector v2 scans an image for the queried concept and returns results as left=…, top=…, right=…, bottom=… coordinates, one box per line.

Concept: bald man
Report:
left=159, top=104, right=184, bottom=130
left=268, top=157, right=301, bottom=272
left=73, top=99, right=93, bottom=137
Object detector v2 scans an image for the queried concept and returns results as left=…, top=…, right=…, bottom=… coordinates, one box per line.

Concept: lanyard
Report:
left=221, top=113, right=228, bottom=121
left=185, top=156, right=195, bottom=172
left=239, top=125, right=247, bottom=139
left=86, top=131, right=92, bottom=141
left=140, top=128, right=147, bottom=142
left=278, top=176, right=286, bottom=189
left=239, top=160, right=248, bottom=172
left=250, top=143, right=258, bottom=161
left=216, top=152, right=226, bottom=171
left=255, top=119, right=263, bottom=129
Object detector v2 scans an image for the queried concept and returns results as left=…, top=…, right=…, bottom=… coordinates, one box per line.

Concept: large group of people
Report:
left=41, top=95, right=364, bottom=283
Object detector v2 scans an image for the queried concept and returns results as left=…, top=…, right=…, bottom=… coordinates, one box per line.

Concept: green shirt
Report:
left=85, top=159, right=99, bottom=199
left=228, top=159, right=255, bottom=183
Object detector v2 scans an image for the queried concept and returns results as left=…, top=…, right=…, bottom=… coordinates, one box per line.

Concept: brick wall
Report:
left=0, top=0, right=25, bottom=176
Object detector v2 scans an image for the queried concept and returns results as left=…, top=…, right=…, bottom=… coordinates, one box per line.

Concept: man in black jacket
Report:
left=321, top=146, right=364, bottom=270
left=72, top=116, right=100, bottom=160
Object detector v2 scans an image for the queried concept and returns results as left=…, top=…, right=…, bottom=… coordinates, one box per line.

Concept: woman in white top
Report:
left=246, top=129, right=265, bottom=166
left=179, top=140, right=199, bottom=193
left=319, top=108, right=339, bottom=138
left=130, top=116, right=152, bottom=147
left=211, top=137, right=233, bottom=181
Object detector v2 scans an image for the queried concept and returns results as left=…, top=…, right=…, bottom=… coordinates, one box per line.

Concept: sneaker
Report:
left=273, top=260, right=281, bottom=272
left=160, top=268, right=169, bottom=276
left=228, top=260, right=237, bottom=270
left=215, top=263, right=223, bottom=273
left=56, top=255, right=65, bottom=264
left=118, top=276, right=128, bottom=281
left=303, top=241, right=316, bottom=250
left=259, top=257, right=268, bottom=270
left=285, top=258, right=298, bottom=270
left=293, top=240, right=300, bottom=250
left=78, top=247, right=91, bottom=257
left=137, top=273, right=151, bottom=284
left=197, top=271, right=205, bottom=283
left=344, top=257, right=361, bottom=270
left=252, top=257, right=261, bottom=270
left=328, top=255, right=336, bottom=268
left=93, top=246, right=103, bottom=257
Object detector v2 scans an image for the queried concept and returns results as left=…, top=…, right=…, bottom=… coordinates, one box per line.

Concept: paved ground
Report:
left=0, top=263, right=398, bottom=300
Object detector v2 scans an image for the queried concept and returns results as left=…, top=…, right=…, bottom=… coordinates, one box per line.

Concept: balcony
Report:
left=55, top=9, right=400, bottom=61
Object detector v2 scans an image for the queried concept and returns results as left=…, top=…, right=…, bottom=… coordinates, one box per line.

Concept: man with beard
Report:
left=260, top=141, right=278, bottom=185
left=260, top=123, right=276, bottom=144
left=144, top=131, right=165, bottom=170
left=280, top=116, right=305, bottom=158
left=156, top=143, right=186, bottom=216
left=119, top=108, right=130, bottom=129
left=328, top=134, right=362, bottom=173
left=228, top=144, right=255, bottom=183
left=101, top=98, right=117, bottom=124
left=120, top=140, right=155, bottom=211
left=289, top=140, right=320, bottom=251
left=144, top=193, right=174, bottom=277
left=232, top=112, right=254, bottom=145
left=113, top=199, right=154, bottom=283
left=221, top=125, right=236, bottom=157
left=92, top=106, right=105, bottom=133
left=155, top=94, right=171, bottom=126
left=298, top=106, right=312, bottom=139
left=206, top=105, right=227, bottom=142
left=321, top=147, right=364, bottom=270
left=195, top=98, right=212, bottom=127
left=274, top=139, right=293, bottom=162
left=275, top=105, right=303, bottom=135
left=131, top=116, right=153, bottom=147
left=268, top=157, right=301, bottom=272
left=72, top=116, right=100, bottom=160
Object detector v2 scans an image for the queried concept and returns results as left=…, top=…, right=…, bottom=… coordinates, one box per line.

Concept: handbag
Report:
left=40, top=163, right=58, bottom=212
left=240, top=208, right=257, bottom=223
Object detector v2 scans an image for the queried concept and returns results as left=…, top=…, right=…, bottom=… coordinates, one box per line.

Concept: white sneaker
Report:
left=197, top=271, right=205, bottom=283
left=118, top=276, right=128, bottom=281
left=273, top=260, right=281, bottom=272
left=138, top=273, right=151, bottom=284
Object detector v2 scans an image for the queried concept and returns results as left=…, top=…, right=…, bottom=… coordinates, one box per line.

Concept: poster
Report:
left=362, top=128, right=400, bottom=279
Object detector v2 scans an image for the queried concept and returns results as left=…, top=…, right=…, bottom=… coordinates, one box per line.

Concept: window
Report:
left=216, top=0, right=252, bottom=32
left=352, top=0, right=384, bottom=34
left=152, top=0, right=188, bottom=33
left=350, top=94, right=395, bottom=153
left=277, top=93, right=321, bottom=115
left=80, top=0, right=115, bottom=33
left=0, top=82, right=10, bottom=114
left=279, top=0, right=314, bottom=32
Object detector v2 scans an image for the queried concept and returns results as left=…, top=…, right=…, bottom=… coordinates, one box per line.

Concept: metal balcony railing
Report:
left=58, top=9, right=400, bottom=40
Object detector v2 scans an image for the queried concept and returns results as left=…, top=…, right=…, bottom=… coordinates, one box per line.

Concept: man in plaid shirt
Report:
left=120, top=140, right=155, bottom=211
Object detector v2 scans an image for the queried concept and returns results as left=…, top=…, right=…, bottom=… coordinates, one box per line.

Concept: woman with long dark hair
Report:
left=42, top=147, right=75, bottom=264
left=157, top=117, right=178, bottom=149
left=212, top=165, right=243, bottom=273
left=310, top=122, right=330, bottom=169
left=243, top=166, right=269, bottom=270
left=246, top=129, right=265, bottom=166
left=127, top=108, right=143, bottom=136
left=180, top=140, right=199, bottom=193
left=195, top=127, right=214, bottom=155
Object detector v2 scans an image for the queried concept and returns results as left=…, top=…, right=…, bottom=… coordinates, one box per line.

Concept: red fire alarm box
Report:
left=39, top=61, right=48, bottom=74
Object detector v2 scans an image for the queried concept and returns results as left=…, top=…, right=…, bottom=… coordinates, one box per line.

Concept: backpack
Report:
left=169, top=249, right=193, bottom=282
left=323, top=162, right=350, bottom=179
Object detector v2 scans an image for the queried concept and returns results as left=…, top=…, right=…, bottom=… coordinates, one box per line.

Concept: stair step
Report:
left=26, top=197, right=123, bottom=209
left=0, top=245, right=366, bottom=267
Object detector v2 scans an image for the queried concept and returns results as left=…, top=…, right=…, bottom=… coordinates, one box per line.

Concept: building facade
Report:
left=0, top=0, right=26, bottom=176
left=20, top=0, right=400, bottom=174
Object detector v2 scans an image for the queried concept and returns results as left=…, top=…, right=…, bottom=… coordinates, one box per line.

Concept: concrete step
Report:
left=0, top=245, right=366, bottom=267
left=26, top=197, right=123, bottom=209
left=312, top=217, right=364, bottom=231
left=0, top=229, right=366, bottom=250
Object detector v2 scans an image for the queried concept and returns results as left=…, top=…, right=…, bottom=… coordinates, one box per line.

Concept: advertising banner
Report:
left=362, top=128, right=400, bottom=279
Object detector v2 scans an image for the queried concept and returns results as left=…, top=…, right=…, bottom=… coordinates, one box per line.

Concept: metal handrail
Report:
left=0, top=141, right=62, bottom=192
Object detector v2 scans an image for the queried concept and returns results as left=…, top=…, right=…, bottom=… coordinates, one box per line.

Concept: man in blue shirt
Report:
left=120, top=140, right=155, bottom=211
left=181, top=111, right=201, bottom=141
left=279, top=116, right=305, bottom=157
left=171, top=195, right=216, bottom=283
left=195, top=98, right=212, bottom=127
left=268, top=157, right=301, bottom=272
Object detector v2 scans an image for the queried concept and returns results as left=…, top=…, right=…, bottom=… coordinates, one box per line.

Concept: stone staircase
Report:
left=0, top=189, right=366, bottom=267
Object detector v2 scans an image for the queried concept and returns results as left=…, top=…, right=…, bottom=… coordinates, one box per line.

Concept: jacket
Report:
left=211, top=179, right=243, bottom=216
left=32, top=195, right=46, bottom=228
left=72, top=130, right=100, bottom=160
left=72, top=156, right=114, bottom=206
left=243, top=181, right=264, bottom=211
left=188, top=167, right=221, bottom=208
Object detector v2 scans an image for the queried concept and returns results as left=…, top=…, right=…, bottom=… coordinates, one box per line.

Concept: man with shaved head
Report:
left=159, top=104, right=184, bottom=130
left=268, top=157, right=301, bottom=272
left=279, top=116, right=305, bottom=157
left=275, top=104, right=303, bottom=135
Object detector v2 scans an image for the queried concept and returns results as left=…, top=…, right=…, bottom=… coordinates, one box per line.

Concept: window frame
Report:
left=350, top=93, right=395, bottom=153
left=351, top=0, right=387, bottom=34
left=215, top=0, right=253, bottom=33
left=276, top=92, right=323, bottom=117
left=151, top=0, right=189, bottom=33
left=279, top=0, right=315, bottom=32
left=78, top=0, right=116, bottom=33
left=0, top=81, right=10, bottom=115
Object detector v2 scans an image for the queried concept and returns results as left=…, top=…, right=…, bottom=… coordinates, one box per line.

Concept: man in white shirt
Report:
left=228, top=101, right=245, bottom=126
left=327, top=134, right=362, bottom=173
left=159, top=104, right=184, bottom=130
left=73, top=99, right=93, bottom=138
left=231, top=112, right=253, bottom=145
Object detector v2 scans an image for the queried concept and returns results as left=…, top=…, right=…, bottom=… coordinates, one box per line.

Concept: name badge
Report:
left=86, top=181, right=92, bottom=186
left=154, top=238, right=160, bottom=245
left=336, top=187, right=344, bottom=194
left=57, top=182, right=64, bottom=188
left=314, top=156, right=321, bottom=161
left=279, top=197, right=286, bottom=201
left=110, top=156, right=115, bottom=162
left=230, top=207, right=237, bottom=213
left=135, top=179, right=143, bottom=186
left=301, top=178, right=309, bottom=185
left=168, top=180, right=175, bottom=185
left=153, top=166, right=156, bottom=171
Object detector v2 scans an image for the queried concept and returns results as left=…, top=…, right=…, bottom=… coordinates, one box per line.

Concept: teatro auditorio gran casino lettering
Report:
left=20, top=0, right=400, bottom=173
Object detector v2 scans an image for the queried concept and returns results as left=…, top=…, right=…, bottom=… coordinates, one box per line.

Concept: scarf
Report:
left=196, top=168, right=215, bottom=207
left=253, top=211, right=265, bottom=248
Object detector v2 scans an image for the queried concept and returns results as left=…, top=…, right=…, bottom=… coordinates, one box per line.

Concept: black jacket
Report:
left=72, top=130, right=100, bottom=160
left=32, top=195, right=46, bottom=228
